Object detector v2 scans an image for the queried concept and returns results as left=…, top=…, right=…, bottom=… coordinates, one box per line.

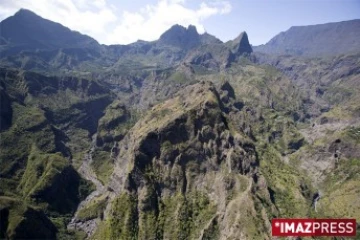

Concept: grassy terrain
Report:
left=77, top=195, right=108, bottom=221
left=91, top=151, right=113, bottom=185
left=0, top=68, right=107, bottom=239
left=259, top=146, right=314, bottom=217
left=93, top=191, right=217, bottom=240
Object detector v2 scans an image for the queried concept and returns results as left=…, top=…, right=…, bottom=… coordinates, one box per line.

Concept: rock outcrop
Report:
left=159, top=24, right=201, bottom=49
left=227, top=32, right=253, bottom=56
left=89, top=82, right=272, bottom=239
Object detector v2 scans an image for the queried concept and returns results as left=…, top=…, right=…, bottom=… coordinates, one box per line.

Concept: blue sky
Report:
left=0, top=0, right=359, bottom=45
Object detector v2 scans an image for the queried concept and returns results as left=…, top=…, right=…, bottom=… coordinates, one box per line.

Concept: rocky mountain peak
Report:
left=159, top=24, right=201, bottom=49
left=14, top=8, right=37, bottom=17
left=187, top=24, right=198, bottom=33
left=227, top=31, right=253, bottom=56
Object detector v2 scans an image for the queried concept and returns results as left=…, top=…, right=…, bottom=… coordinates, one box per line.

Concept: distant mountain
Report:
left=0, top=9, right=100, bottom=56
left=184, top=31, right=252, bottom=70
left=159, top=24, right=201, bottom=49
left=0, top=9, right=250, bottom=72
left=254, top=19, right=360, bottom=57
left=158, top=24, right=221, bottom=49
left=226, top=31, right=253, bottom=56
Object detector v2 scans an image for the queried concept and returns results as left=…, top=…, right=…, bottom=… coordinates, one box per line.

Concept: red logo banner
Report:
left=272, top=218, right=357, bottom=237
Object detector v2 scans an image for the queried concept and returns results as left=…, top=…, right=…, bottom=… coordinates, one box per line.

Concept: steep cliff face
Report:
left=67, top=59, right=325, bottom=239
left=84, top=82, right=273, bottom=239
left=227, top=32, right=253, bottom=56
left=184, top=31, right=253, bottom=71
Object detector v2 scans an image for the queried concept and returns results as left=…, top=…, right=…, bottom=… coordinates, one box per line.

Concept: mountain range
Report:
left=254, top=19, right=360, bottom=57
left=0, top=9, right=359, bottom=240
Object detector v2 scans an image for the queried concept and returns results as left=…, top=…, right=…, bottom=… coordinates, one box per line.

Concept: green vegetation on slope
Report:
left=91, top=150, right=113, bottom=185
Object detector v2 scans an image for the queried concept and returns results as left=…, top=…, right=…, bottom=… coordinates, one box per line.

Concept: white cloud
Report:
left=0, top=0, right=232, bottom=45
left=108, top=0, right=232, bottom=44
